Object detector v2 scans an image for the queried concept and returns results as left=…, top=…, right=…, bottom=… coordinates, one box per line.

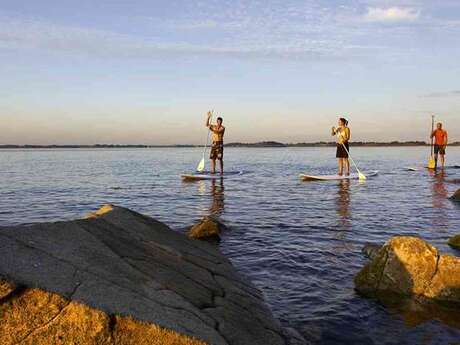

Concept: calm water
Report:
left=1, top=147, right=460, bottom=344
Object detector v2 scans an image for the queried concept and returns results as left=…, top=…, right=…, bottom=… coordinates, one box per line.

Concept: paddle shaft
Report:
left=431, top=115, right=435, bottom=157
left=202, top=111, right=214, bottom=158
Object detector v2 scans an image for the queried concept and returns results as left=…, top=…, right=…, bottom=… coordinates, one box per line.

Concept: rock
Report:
left=451, top=188, right=460, bottom=201
left=448, top=234, right=460, bottom=250
left=0, top=205, right=294, bottom=345
left=361, top=243, right=382, bottom=260
left=355, top=236, right=460, bottom=304
left=188, top=216, right=222, bottom=241
left=0, top=283, right=206, bottom=345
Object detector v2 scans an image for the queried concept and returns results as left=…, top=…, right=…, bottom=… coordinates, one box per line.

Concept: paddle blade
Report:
left=428, top=157, right=436, bottom=169
left=196, top=158, right=205, bottom=172
left=358, top=172, right=367, bottom=180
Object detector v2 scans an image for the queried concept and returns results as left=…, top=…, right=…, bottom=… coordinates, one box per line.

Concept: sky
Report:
left=0, top=0, right=459, bottom=145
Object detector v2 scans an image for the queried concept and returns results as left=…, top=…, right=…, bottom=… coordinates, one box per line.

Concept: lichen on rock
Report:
left=0, top=282, right=206, bottom=345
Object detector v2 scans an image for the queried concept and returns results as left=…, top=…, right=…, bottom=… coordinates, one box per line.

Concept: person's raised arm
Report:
left=331, top=126, right=337, bottom=136
left=205, top=111, right=212, bottom=128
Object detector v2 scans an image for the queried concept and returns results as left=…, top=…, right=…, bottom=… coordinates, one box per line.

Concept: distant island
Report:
left=1, top=141, right=459, bottom=149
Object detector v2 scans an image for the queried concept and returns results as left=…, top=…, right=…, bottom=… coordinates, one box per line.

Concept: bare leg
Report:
left=344, top=159, right=350, bottom=176
left=337, top=158, right=343, bottom=176
left=434, top=153, right=438, bottom=169
left=440, top=154, right=445, bottom=168
left=210, top=159, right=216, bottom=174
left=217, top=159, right=223, bottom=175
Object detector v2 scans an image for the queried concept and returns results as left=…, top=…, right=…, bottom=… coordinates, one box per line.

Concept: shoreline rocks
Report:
left=355, top=236, right=460, bottom=304
left=0, top=205, right=299, bottom=345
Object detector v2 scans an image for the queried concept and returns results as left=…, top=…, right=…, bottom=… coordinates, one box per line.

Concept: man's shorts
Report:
left=434, top=145, right=446, bottom=155
left=210, top=141, right=224, bottom=160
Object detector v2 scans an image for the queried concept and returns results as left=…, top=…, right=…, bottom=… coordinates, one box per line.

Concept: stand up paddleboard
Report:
left=300, top=170, right=378, bottom=181
left=181, top=171, right=243, bottom=181
left=406, top=165, right=460, bottom=171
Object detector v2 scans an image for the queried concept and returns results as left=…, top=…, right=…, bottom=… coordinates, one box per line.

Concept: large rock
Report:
left=451, top=188, right=460, bottom=201
left=355, top=236, right=460, bottom=303
left=0, top=205, right=293, bottom=345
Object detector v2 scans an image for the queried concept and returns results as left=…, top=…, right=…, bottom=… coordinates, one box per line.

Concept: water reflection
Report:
left=336, top=180, right=351, bottom=231
left=333, top=180, right=353, bottom=253
left=430, top=170, right=449, bottom=231
left=377, top=293, right=460, bottom=330
left=430, top=170, right=449, bottom=209
left=209, top=179, right=225, bottom=216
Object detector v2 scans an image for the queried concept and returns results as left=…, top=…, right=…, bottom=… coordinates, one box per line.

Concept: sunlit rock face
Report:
left=0, top=205, right=296, bottom=345
left=355, top=236, right=460, bottom=303
left=0, top=278, right=206, bottom=345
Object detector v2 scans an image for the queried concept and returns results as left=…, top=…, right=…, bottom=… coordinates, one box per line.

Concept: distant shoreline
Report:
left=0, top=141, right=459, bottom=149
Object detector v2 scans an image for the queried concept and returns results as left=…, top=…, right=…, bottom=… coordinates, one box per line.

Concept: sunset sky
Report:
left=1, top=0, right=459, bottom=145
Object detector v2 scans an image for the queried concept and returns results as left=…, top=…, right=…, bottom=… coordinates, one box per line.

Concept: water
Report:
left=1, top=147, right=460, bottom=344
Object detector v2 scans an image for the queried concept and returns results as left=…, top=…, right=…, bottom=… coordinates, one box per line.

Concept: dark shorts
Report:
left=434, top=145, right=446, bottom=155
left=210, top=141, right=224, bottom=160
left=336, top=143, right=349, bottom=158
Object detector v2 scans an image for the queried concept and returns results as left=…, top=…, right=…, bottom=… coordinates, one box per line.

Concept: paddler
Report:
left=206, top=111, right=225, bottom=175
left=430, top=122, right=448, bottom=169
left=331, top=117, right=351, bottom=176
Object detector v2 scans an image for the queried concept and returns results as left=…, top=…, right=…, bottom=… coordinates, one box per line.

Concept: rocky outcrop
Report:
left=448, top=234, right=460, bottom=250
left=355, top=236, right=460, bottom=303
left=451, top=188, right=460, bottom=201
left=0, top=205, right=293, bottom=345
left=188, top=217, right=223, bottom=241
left=0, top=278, right=205, bottom=345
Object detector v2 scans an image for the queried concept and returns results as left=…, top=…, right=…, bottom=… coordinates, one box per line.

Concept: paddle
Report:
left=340, top=143, right=367, bottom=180
left=428, top=115, right=436, bottom=169
left=197, top=110, right=213, bottom=172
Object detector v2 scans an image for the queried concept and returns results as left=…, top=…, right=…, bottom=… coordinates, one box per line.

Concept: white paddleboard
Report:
left=181, top=171, right=243, bottom=181
left=406, top=165, right=460, bottom=171
left=300, top=170, right=378, bottom=181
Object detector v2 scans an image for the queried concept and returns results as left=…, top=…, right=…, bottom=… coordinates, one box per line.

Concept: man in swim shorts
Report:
left=430, top=122, right=448, bottom=169
left=206, top=111, right=225, bottom=175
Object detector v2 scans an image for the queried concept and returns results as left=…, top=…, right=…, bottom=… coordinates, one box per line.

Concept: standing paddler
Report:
left=430, top=122, right=448, bottom=169
left=332, top=117, right=351, bottom=176
left=206, top=111, right=225, bottom=175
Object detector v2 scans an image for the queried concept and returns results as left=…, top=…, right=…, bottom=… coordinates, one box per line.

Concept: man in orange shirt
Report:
left=430, top=122, right=448, bottom=169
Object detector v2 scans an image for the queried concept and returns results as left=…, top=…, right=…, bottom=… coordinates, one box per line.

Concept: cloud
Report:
left=421, top=90, right=460, bottom=98
left=0, top=13, right=351, bottom=61
left=364, top=7, right=420, bottom=23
